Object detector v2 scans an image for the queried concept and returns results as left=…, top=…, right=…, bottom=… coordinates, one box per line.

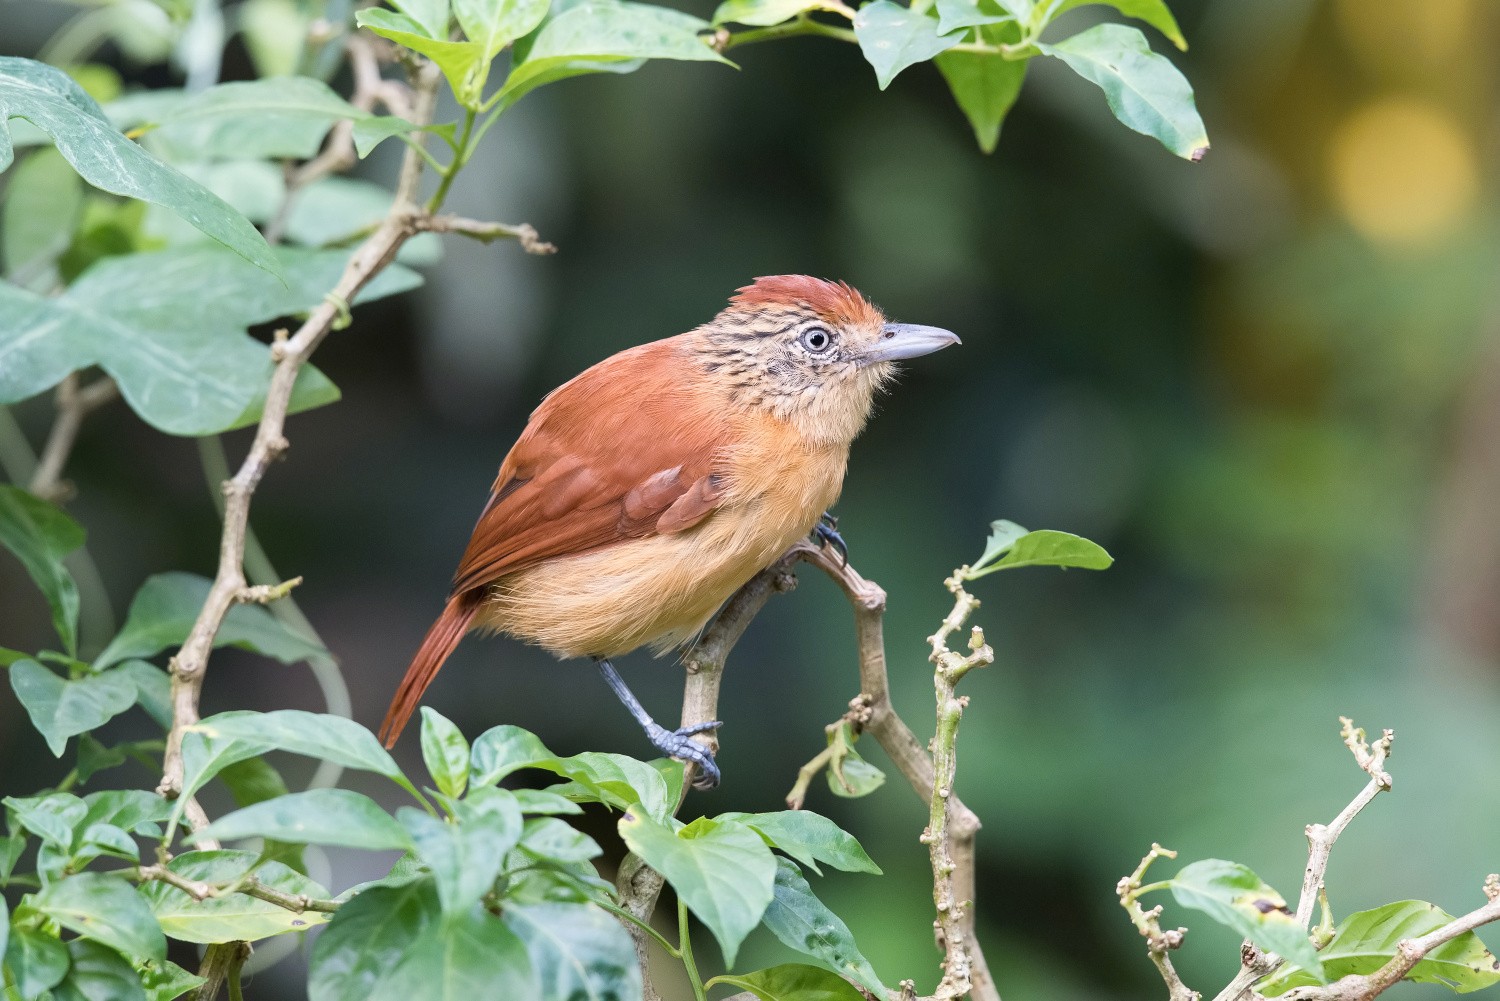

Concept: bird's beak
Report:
left=863, top=323, right=962, bottom=365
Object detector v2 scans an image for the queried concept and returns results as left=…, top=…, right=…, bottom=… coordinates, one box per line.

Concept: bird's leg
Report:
left=595, top=658, right=722, bottom=789
left=813, top=510, right=848, bottom=565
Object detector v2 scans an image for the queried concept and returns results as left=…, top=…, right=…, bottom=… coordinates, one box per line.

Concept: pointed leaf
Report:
left=724, top=810, right=881, bottom=875
left=1052, top=0, right=1186, bottom=50
left=0, top=57, right=280, bottom=276
left=1169, top=859, right=1324, bottom=979
left=519, top=817, right=603, bottom=863
left=368, top=906, right=537, bottom=1001
left=36, top=872, right=167, bottom=961
left=705, top=963, right=865, bottom=1001
left=187, top=709, right=405, bottom=782
left=78, top=789, right=174, bottom=837
left=711, top=0, right=853, bottom=27
left=513, top=788, right=584, bottom=815
left=138, top=76, right=373, bottom=161
left=503, top=901, right=643, bottom=1001
left=4, top=926, right=70, bottom=998
left=853, top=0, right=962, bottom=90
left=138, top=849, right=333, bottom=943
left=3, top=792, right=87, bottom=847
left=455, top=0, right=552, bottom=59
left=1037, top=23, right=1207, bottom=160
left=965, top=528, right=1113, bottom=577
left=391, top=0, right=453, bottom=39
left=936, top=23, right=1027, bottom=153
left=355, top=9, right=488, bottom=107
left=0, top=487, right=84, bottom=655
left=308, top=880, right=440, bottom=1001
left=9, top=660, right=137, bottom=757
left=1260, top=900, right=1500, bottom=995
left=933, top=0, right=1010, bottom=35
left=399, top=792, right=522, bottom=914
left=759, top=858, right=886, bottom=996
left=188, top=789, right=413, bottom=851
left=470, top=724, right=554, bottom=787
left=617, top=811, right=775, bottom=967
left=419, top=706, right=470, bottom=799
left=52, top=938, right=145, bottom=1001
left=138, top=960, right=206, bottom=1001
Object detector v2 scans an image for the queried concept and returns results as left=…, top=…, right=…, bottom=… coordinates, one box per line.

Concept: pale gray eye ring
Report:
left=801, top=327, right=832, bottom=352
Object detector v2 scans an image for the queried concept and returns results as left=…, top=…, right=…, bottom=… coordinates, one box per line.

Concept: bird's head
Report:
left=696, top=275, right=960, bottom=445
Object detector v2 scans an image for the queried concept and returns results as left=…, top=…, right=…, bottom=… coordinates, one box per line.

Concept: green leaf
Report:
left=308, top=880, right=440, bottom=1001
left=76, top=823, right=138, bottom=861
left=0, top=58, right=280, bottom=277
left=617, top=811, right=775, bottom=967
left=368, top=906, right=537, bottom=1001
left=970, top=518, right=1028, bottom=568
left=355, top=9, right=490, bottom=108
left=187, top=709, right=405, bottom=782
left=1052, top=0, right=1186, bottom=50
left=350, top=116, right=457, bottom=158
left=0, top=246, right=417, bottom=438
left=9, top=660, right=137, bottom=757
left=35, top=872, right=167, bottom=961
left=0, top=892, right=6, bottom=969
left=117, top=660, right=171, bottom=728
left=392, top=0, right=453, bottom=40
left=519, top=817, right=602, bottom=863
left=1169, top=859, right=1324, bottom=979
left=0, top=487, right=84, bottom=655
left=51, top=938, right=145, bottom=1001
left=759, top=858, right=886, bottom=997
left=3, top=792, right=86, bottom=847
left=139, top=77, right=372, bottom=161
left=825, top=729, right=884, bottom=799
left=470, top=724, right=554, bottom=787
left=933, top=0, right=1010, bottom=35
left=93, top=572, right=325, bottom=670
left=724, top=811, right=881, bottom=876
left=399, top=792, right=522, bottom=914
left=2, top=146, right=82, bottom=282
left=138, top=849, right=332, bottom=943
left=470, top=724, right=670, bottom=821
left=512, top=789, right=584, bottom=815
left=4, top=926, right=70, bottom=998
left=189, top=789, right=413, bottom=851
left=78, top=789, right=173, bottom=838
left=1036, top=23, right=1208, bottom=160
left=1260, top=900, right=1500, bottom=995
left=936, top=22, right=1027, bottom=153
left=706, top=963, right=865, bottom=1001
left=711, top=0, right=852, bottom=27
left=419, top=707, right=470, bottom=799
left=218, top=755, right=291, bottom=807
left=456, top=0, right=552, bottom=59
left=494, top=0, right=727, bottom=113
left=964, top=527, right=1113, bottom=577
left=138, top=959, right=206, bottom=1001
left=853, top=0, right=962, bottom=90
left=502, top=901, right=642, bottom=1001
left=75, top=734, right=128, bottom=784
left=178, top=716, right=272, bottom=809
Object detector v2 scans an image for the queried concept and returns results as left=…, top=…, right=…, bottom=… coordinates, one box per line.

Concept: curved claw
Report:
left=813, top=511, right=848, bottom=565
left=646, top=722, right=722, bottom=790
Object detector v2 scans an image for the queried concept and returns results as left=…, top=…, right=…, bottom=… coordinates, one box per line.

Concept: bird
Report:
left=378, top=275, right=959, bottom=786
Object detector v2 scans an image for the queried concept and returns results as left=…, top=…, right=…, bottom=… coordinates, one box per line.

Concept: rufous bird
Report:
left=379, top=275, right=959, bottom=786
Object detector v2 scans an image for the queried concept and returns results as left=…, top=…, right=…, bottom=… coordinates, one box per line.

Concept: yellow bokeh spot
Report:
left=1328, top=97, right=1478, bottom=249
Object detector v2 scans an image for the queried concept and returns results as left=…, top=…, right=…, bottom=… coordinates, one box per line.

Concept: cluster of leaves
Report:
left=1140, top=858, right=1500, bottom=994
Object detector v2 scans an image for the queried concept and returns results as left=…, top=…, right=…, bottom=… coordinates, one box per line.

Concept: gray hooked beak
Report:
left=864, top=323, right=962, bottom=364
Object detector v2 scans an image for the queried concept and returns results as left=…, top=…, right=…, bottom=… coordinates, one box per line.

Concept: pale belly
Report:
left=473, top=448, right=845, bottom=660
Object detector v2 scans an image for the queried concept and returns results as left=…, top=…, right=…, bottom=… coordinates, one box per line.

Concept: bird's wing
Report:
left=450, top=337, right=730, bottom=595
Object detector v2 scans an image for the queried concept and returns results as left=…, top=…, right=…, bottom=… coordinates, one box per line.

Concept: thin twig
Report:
left=133, top=865, right=342, bottom=914
left=1297, top=719, right=1393, bottom=926
left=158, top=59, right=443, bottom=806
left=1119, top=844, right=1199, bottom=1001
left=920, top=572, right=995, bottom=1001
left=415, top=214, right=558, bottom=254
left=29, top=372, right=119, bottom=503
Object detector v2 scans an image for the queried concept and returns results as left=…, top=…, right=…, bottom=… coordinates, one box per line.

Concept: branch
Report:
left=1118, top=844, right=1199, bottom=1001
left=613, top=549, right=802, bottom=1000
left=29, top=372, right=119, bottom=503
left=1280, top=878, right=1500, bottom=1001
left=415, top=215, right=558, bottom=254
left=1297, top=719, right=1393, bottom=926
left=157, top=58, right=444, bottom=806
left=133, top=865, right=342, bottom=914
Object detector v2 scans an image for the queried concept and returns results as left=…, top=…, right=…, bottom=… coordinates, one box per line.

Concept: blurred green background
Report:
left=3, top=0, right=1499, bottom=997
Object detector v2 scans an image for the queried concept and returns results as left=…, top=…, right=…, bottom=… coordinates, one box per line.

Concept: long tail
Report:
left=380, top=593, right=480, bottom=747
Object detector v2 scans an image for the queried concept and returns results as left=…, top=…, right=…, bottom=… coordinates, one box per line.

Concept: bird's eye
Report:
left=800, top=327, right=832, bottom=353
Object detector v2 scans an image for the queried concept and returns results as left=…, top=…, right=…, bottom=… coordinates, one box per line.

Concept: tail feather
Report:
left=380, top=594, right=480, bottom=747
